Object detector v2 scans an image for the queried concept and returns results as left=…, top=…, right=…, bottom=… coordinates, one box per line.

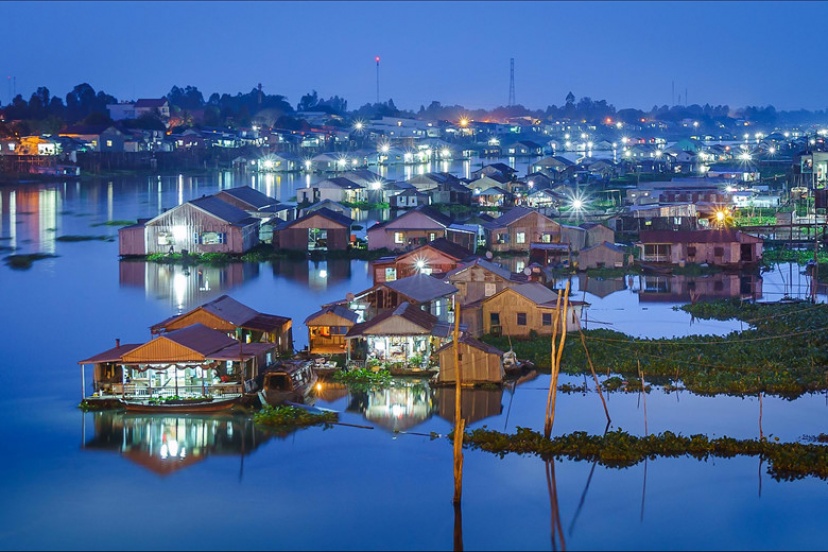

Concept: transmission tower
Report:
left=508, top=58, right=515, bottom=106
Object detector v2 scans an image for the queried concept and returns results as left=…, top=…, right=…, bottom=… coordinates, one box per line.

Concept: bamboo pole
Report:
left=544, top=287, right=564, bottom=440
left=545, top=281, right=570, bottom=439
left=637, top=359, right=648, bottom=437
left=452, top=302, right=464, bottom=505
left=575, top=318, right=611, bottom=424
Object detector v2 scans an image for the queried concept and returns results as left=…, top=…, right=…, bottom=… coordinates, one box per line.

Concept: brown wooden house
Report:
left=482, top=283, right=585, bottom=337
left=482, top=206, right=562, bottom=253
left=370, top=238, right=474, bottom=284
left=150, top=294, right=293, bottom=355
left=119, top=196, right=261, bottom=256
left=304, top=304, right=360, bottom=355
left=272, top=207, right=353, bottom=252
left=78, top=323, right=277, bottom=400
left=434, top=334, right=505, bottom=384
left=636, top=229, right=763, bottom=268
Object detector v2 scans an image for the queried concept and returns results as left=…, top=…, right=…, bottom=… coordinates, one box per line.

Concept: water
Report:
left=0, top=173, right=826, bottom=551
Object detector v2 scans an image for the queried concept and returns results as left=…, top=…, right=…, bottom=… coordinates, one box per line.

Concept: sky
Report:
left=5, top=1, right=828, bottom=114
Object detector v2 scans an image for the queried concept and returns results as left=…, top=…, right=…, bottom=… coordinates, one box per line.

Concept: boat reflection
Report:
left=119, top=260, right=260, bottom=313
left=82, top=411, right=268, bottom=476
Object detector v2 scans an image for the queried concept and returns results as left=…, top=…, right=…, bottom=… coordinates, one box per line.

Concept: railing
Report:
left=100, top=382, right=241, bottom=398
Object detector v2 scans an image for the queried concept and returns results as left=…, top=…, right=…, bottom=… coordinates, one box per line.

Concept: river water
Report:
left=0, top=166, right=826, bottom=551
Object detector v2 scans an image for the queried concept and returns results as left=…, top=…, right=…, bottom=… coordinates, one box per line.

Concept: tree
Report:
left=565, top=91, right=575, bottom=106
left=297, top=90, right=319, bottom=112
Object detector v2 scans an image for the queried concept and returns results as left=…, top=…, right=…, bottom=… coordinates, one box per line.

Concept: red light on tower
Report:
left=375, top=56, right=380, bottom=64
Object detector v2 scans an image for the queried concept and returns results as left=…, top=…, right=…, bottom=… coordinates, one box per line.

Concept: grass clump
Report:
left=253, top=405, right=338, bottom=431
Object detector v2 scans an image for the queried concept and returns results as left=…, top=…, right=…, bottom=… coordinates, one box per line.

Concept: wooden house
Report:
left=471, top=163, right=517, bottom=181
left=435, top=334, right=505, bottom=384
left=214, top=186, right=290, bottom=221
left=636, top=229, right=763, bottom=268
left=344, top=301, right=454, bottom=366
left=118, top=195, right=260, bottom=256
left=304, top=305, right=360, bottom=355
left=482, top=206, right=562, bottom=253
left=366, top=205, right=452, bottom=252
left=371, top=238, right=474, bottom=284
left=78, top=323, right=277, bottom=400
left=150, top=294, right=293, bottom=355
left=528, top=242, right=572, bottom=268
left=475, top=185, right=511, bottom=207
left=482, top=283, right=585, bottom=337
left=390, top=188, right=431, bottom=209
left=445, top=258, right=520, bottom=337
left=576, top=241, right=627, bottom=270
left=580, top=222, right=615, bottom=247
left=272, top=207, right=353, bottom=252
left=296, top=176, right=367, bottom=205
left=59, top=125, right=125, bottom=152
left=468, top=172, right=512, bottom=193
left=350, top=272, right=458, bottom=323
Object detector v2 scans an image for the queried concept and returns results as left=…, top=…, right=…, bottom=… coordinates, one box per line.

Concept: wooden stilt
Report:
left=452, top=302, right=464, bottom=505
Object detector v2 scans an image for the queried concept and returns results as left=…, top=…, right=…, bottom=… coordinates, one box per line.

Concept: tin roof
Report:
left=384, top=273, right=458, bottom=303
left=150, top=295, right=290, bottom=334
left=345, top=302, right=438, bottom=337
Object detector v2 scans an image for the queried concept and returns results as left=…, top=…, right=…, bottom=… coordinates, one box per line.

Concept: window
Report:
left=201, top=231, right=225, bottom=245
left=394, top=232, right=405, bottom=244
left=157, top=233, right=172, bottom=246
left=517, top=312, right=527, bottom=326
left=516, top=261, right=525, bottom=273
left=540, top=233, right=552, bottom=243
left=489, top=312, right=500, bottom=325
left=385, top=267, right=397, bottom=282
left=429, top=232, right=436, bottom=241
left=687, top=246, right=697, bottom=257
left=542, top=313, right=552, bottom=326
left=106, top=140, right=113, bottom=148
left=497, top=233, right=509, bottom=244
left=714, top=246, right=724, bottom=257
left=516, top=231, right=526, bottom=244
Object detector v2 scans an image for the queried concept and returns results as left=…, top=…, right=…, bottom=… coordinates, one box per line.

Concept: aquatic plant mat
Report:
left=4, top=253, right=57, bottom=269
left=482, top=299, right=828, bottom=398
left=460, top=427, right=828, bottom=482
left=253, top=405, right=338, bottom=433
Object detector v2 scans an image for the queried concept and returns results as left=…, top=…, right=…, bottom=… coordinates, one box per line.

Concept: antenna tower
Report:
left=508, top=58, right=515, bottom=106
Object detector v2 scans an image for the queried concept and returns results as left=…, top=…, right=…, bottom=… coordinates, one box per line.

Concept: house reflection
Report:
left=270, top=258, right=352, bottom=291
left=637, top=272, right=763, bottom=303
left=577, top=273, right=628, bottom=299
left=81, top=411, right=267, bottom=476
left=119, top=260, right=259, bottom=313
left=0, top=186, right=60, bottom=254
left=434, top=386, right=503, bottom=425
left=347, top=378, right=434, bottom=432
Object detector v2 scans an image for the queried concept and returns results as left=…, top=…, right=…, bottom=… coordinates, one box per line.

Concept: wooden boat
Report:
left=639, top=262, right=673, bottom=275
left=260, top=360, right=318, bottom=406
left=120, top=395, right=241, bottom=413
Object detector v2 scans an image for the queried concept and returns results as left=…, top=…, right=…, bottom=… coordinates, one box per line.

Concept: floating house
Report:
left=150, top=294, right=294, bottom=356
left=481, top=283, right=585, bottom=337
left=272, top=207, right=353, bottom=252
left=304, top=304, right=360, bottom=355
left=434, top=334, right=505, bottom=384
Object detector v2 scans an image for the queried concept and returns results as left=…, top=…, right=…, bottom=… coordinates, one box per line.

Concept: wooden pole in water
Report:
left=452, top=302, right=464, bottom=505
left=575, top=318, right=611, bottom=424
left=547, top=281, right=570, bottom=437
left=544, top=288, right=564, bottom=439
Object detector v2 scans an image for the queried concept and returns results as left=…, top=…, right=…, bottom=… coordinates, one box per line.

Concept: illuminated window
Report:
left=106, top=140, right=113, bottom=147
left=157, top=233, right=172, bottom=246
left=385, top=268, right=397, bottom=281
left=200, top=232, right=225, bottom=245
left=516, top=232, right=526, bottom=244
left=429, top=232, right=436, bottom=241
left=394, top=232, right=405, bottom=244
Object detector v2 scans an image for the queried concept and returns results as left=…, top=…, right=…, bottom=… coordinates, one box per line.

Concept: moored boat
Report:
left=259, top=360, right=318, bottom=406
left=120, top=395, right=241, bottom=413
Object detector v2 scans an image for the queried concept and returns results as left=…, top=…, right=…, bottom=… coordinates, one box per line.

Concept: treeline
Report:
left=1, top=81, right=827, bottom=139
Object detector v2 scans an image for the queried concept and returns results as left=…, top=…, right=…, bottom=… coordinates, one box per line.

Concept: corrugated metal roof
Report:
left=638, top=229, right=762, bottom=244
left=209, top=341, right=275, bottom=361
left=78, top=343, right=142, bottom=364
left=346, top=302, right=438, bottom=337
left=385, top=273, right=458, bottom=302
left=189, top=196, right=259, bottom=225
left=155, top=323, right=238, bottom=355
left=217, top=186, right=279, bottom=209
left=304, top=305, right=359, bottom=325
left=150, top=295, right=290, bottom=334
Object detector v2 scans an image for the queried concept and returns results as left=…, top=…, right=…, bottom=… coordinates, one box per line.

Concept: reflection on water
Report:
left=82, top=411, right=268, bottom=476
left=271, top=257, right=353, bottom=291
left=119, top=260, right=260, bottom=313
left=635, top=272, right=763, bottom=303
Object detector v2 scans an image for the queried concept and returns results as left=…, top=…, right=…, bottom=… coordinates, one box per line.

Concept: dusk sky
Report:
left=6, top=1, right=828, bottom=113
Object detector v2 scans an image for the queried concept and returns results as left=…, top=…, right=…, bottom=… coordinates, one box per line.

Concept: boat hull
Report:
left=120, top=396, right=241, bottom=413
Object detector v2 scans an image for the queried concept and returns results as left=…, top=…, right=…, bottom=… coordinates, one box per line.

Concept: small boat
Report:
left=260, top=360, right=318, bottom=406
left=311, top=357, right=343, bottom=380
left=120, top=395, right=241, bottom=413
left=639, top=262, right=673, bottom=275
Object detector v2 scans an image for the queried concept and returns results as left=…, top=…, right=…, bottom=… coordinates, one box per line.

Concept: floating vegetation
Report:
left=56, top=235, right=113, bottom=242
left=78, top=399, right=121, bottom=412
left=332, top=368, right=393, bottom=392
left=482, top=300, right=828, bottom=398
left=4, top=253, right=57, bottom=269
left=462, top=427, right=828, bottom=481
left=91, top=220, right=135, bottom=227
left=253, top=405, right=338, bottom=432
